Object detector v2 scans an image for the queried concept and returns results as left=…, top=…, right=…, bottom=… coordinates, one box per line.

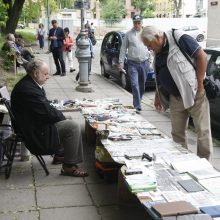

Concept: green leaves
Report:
left=101, top=0, right=127, bottom=24
left=132, top=0, right=155, bottom=17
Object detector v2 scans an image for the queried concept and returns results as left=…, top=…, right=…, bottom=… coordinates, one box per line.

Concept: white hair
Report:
left=141, top=26, right=164, bottom=41
left=7, top=33, right=15, bottom=41
left=26, top=59, right=47, bottom=75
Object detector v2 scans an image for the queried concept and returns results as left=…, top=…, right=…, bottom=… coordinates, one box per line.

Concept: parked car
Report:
left=100, top=31, right=155, bottom=91
left=180, top=26, right=206, bottom=42
left=204, top=48, right=220, bottom=140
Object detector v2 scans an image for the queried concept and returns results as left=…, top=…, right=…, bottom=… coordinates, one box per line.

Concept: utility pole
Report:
left=47, top=0, right=50, bottom=50
left=75, top=0, right=92, bottom=93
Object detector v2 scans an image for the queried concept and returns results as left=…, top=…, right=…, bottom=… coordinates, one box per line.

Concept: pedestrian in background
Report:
left=63, top=27, right=75, bottom=73
left=141, top=25, right=213, bottom=161
left=36, top=23, right=46, bottom=50
left=48, top=20, right=66, bottom=76
left=118, top=15, right=150, bottom=113
left=90, top=22, right=95, bottom=34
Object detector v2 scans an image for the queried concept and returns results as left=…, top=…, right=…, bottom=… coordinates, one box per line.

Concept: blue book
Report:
left=200, top=205, right=220, bottom=217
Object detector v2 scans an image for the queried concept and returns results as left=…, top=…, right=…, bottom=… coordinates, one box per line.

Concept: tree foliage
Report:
left=101, top=0, right=127, bottom=25
left=58, top=0, right=74, bottom=9
left=132, top=0, right=155, bottom=17
left=0, top=0, right=8, bottom=30
left=20, top=0, right=58, bottom=24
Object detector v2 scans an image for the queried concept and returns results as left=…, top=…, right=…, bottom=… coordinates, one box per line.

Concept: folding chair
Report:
left=0, top=98, right=49, bottom=179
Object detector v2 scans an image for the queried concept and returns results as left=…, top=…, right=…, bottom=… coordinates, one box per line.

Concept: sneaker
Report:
left=70, top=68, right=76, bottom=72
left=136, top=108, right=142, bottom=114
left=53, top=72, right=61, bottom=76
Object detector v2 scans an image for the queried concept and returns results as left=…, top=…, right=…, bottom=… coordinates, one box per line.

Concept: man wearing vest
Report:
left=141, top=25, right=213, bottom=161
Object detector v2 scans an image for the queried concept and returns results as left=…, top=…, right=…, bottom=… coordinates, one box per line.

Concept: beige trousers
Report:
left=169, top=90, right=213, bottom=161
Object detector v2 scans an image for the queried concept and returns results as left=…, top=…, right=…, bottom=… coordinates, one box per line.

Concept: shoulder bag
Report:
left=172, top=29, right=220, bottom=100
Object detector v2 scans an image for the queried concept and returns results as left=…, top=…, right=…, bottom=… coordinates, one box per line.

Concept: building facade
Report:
left=154, top=0, right=208, bottom=18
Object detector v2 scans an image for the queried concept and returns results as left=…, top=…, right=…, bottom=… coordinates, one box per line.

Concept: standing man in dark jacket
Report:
left=11, top=59, right=88, bottom=177
left=49, top=20, right=66, bottom=76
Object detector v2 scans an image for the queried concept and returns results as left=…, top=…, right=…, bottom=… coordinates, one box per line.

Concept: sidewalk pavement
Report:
left=0, top=51, right=220, bottom=220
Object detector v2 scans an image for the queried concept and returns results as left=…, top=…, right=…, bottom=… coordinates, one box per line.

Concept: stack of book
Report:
left=125, top=174, right=157, bottom=194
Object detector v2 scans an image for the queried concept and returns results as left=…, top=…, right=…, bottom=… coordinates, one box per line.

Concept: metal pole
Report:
left=47, top=0, right=50, bottom=51
left=75, top=0, right=93, bottom=93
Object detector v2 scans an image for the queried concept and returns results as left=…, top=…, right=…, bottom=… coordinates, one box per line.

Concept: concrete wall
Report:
left=207, top=0, right=220, bottom=47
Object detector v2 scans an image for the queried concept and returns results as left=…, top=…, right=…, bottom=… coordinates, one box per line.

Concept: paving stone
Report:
left=0, top=188, right=35, bottom=212
left=34, top=168, right=84, bottom=187
left=87, top=183, right=118, bottom=206
left=36, top=184, right=93, bottom=208
left=40, top=206, right=101, bottom=220
left=0, top=211, right=39, bottom=220
left=0, top=160, right=33, bottom=190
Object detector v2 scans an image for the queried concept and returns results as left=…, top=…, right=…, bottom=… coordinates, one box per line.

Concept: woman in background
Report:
left=63, top=27, right=75, bottom=73
left=36, top=23, right=46, bottom=50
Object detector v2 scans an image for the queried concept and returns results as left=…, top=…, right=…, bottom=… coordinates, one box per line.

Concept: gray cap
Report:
left=133, top=15, right=143, bottom=22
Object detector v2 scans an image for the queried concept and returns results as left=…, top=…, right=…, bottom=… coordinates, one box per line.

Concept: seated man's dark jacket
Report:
left=11, top=74, right=65, bottom=155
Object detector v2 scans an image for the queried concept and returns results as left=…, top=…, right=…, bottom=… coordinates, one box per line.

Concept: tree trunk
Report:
left=173, top=0, right=182, bottom=18
left=2, top=0, right=25, bottom=34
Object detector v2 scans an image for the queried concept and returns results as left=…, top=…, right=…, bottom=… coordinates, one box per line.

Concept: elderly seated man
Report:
left=1, top=33, right=34, bottom=68
left=10, top=59, right=88, bottom=177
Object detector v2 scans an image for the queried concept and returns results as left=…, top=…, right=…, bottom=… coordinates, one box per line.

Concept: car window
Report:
left=206, top=54, right=212, bottom=62
left=106, top=34, right=115, bottom=49
left=209, top=55, right=220, bottom=79
left=190, top=26, right=199, bottom=31
left=114, top=35, right=120, bottom=51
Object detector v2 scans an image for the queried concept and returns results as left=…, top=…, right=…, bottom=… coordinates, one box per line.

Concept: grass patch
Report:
left=15, top=30, right=36, bottom=44
left=3, top=73, right=26, bottom=93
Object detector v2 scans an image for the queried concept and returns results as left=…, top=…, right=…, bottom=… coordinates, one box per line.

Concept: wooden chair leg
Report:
left=36, top=155, right=49, bottom=176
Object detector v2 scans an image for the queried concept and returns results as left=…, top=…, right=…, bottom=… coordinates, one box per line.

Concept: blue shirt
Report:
left=155, top=34, right=201, bottom=96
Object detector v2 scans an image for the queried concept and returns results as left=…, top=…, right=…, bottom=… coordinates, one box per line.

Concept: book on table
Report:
left=151, top=201, right=198, bottom=217
left=200, top=205, right=220, bottom=217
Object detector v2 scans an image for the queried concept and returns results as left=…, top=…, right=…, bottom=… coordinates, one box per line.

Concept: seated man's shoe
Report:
left=70, top=68, right=76, bottom=72
left=60, top=72, right=66, bottom=77
left=61, top=164, right=88, bottom=177
left=52, top=155, right=64, bottom=165
left=53, top=72, right=61, bottom=76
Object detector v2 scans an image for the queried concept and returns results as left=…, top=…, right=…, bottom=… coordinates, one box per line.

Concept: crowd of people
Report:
left=1, top=15, right=213, bottom=180
left=48, top=19, right=95, bottom=79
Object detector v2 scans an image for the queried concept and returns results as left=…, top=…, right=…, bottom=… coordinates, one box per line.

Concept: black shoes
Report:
left=136, top=108, right=142, bottom=114
left=70, top=68, right=76, bottom=72
left=53, top=72, right=61, bottom=76
left=60, top=72, right=66, bottom=77
left=75, top=73, right=79, bottom=81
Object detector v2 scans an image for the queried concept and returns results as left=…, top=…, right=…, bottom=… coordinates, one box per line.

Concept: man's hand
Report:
left=154, top=92, right=163, bottom=112
left=117, top=63, right=124, bottom=70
